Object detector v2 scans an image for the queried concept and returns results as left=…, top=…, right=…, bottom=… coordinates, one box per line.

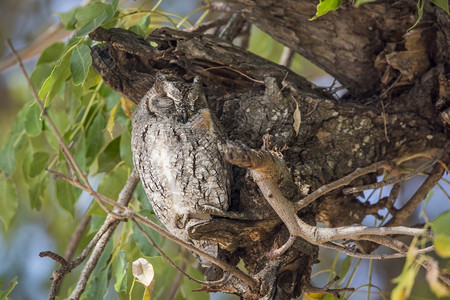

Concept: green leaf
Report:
left=86, top=113, right=106, bottom=166
left=97, top=163, right=129, bottom=200
left=74, top=138, right=87, bottom=173
left=55, top=177, right=76, bottom=217
left=0, top=138, right=16, bottom=176
left=30, top=63, right=54, bottom=92
left=129, top=14, right=151, bottom=36
left=0, top=178, right=18, bottom=230
left=134, top=182, right=153, bottom=211
left=29, top=152, right=50, bottom=177
left=409, top=0, right=425, bottom=30
left=180, top=265, right=208, bottom=299
left=145, top=256, right=178, bottom=299
left=120, top=127, right=134, bottom=168
left=28, top=177, right=46, bottom=210
left=114, top=251, right=128, bottom=292
left=434, top=235, right=450, bottom=258
left=432, top=0, right=449, bottom=13
left=0, top=276, right=18, bottom=299
left=38, top=50, right=72, bottom=106
left=88, top=215, right=106, bottom=235
left=75, top=0, right=118, bottom=37
left=0, top=106, right=28, bottom=175
left=37, top=42, right=65, bottom=65
left=431, top=212, right=450, bottom=258
left=354, top=0, right=376, bottom=7
left=97, top=137, right=122, bottom=173
left=132, top=210, right=162, bottom=257
left=310, top=0, right=342, bottom=20
left=71, top=44, right=92, bottom=85
left=58, top=6, right=79, bottom=30
left=431, top=211, right=450, bottom=235
left=337, top=256, right=353, bottom=283
left=24, top=103, right=43, bottom=137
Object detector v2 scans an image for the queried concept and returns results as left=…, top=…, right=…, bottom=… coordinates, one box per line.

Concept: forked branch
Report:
left=224, top=140, right=439, bottom=258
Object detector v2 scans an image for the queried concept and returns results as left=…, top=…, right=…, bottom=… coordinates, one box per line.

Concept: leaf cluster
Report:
left=0, top=1, right=215, bottom=298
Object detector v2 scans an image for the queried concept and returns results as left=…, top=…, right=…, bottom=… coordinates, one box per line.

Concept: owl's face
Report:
left=147, top=73, right=207, bottom=123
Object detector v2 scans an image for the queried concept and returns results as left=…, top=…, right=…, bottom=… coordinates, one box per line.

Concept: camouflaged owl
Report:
left=131, top=73, right=231, bottom=262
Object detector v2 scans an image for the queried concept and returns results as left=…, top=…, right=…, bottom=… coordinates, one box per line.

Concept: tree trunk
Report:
left=89, top=0, right=449, bottom=298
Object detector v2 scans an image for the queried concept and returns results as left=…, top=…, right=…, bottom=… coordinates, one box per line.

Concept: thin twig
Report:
left=343, top=148, right=445, bottom=194
left=320, top=242, right=434, bottom=260
left=202, top=66, right=265, bottom=84
left=130, top=213, right=257, bottom=289
left=437, top=182, right=450, bottom=200
left=363, top=235, right=450, bottom=286
left=132, top=220, right=227, bottom=286
left=6, top=40, right=119, bottom=216
left=50, top=215, right=93, bottom=295
left=42, top=218, right=116, bottom=300
left=385, top=164, right=445, bottom=227
left=46, top=169, right=124, bottom=218
left=302, top=276, right=354, bottom=297
left=295, top=160, right=393, bottom=210
left=380, top=99, right=390, bottom=142
left=70, top=169, right=140, bottom=299
left=40, top=251, right=67, bottom=265
left=70, top=224, right=117, bottom=300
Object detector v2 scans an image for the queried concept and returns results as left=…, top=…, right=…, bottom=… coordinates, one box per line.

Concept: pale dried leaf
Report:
left=132, top=257, right=154, bottom=287
left=121, top=97, right=134, bottom=118
left=293, top=97, right=301, bottom=136
left=106, top=101, right=119, bottom=138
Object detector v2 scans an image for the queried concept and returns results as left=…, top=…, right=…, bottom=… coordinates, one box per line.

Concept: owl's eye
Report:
left=153, top=97, right=174, bottom=108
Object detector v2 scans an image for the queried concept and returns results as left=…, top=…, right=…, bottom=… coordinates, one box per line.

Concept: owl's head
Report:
left=146, top=73, right=207, bottom=123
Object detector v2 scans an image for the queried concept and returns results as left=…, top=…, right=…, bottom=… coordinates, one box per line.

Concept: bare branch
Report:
left=386, top=163, right=445, bottom=227
left=343, top=148, right=446, bottom=194
left=320, top=242, right=434, bottom=260
left=130, top=213, right=258, bottom=290
left=69, top=169, right=140, bottom=299
left=46, top=169, right=124, bottom=218
left=295, top=160, right=394, bottom=211
left=363, top=235, right=450, bottom=286
left=302, top=276, right=354, bottom=297
left=132, top=220, right=227, bottom=286
left=224, top=140, right=430, bottom=257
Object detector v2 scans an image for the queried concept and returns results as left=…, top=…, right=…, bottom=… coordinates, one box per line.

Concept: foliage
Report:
left=0, top=1, right=216, bottom=298
left=310, top=0, right=449, bottom=26
left=0, top=277, right=18, bottom=300
left=0, top=0, right=448, bottom=299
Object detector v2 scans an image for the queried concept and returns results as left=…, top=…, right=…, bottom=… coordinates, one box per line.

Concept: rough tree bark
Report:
left=89, top=0, right=448, bottom=298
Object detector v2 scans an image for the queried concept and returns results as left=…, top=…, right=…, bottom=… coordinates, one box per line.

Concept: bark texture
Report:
left=89, top=1, right=449, bottom=298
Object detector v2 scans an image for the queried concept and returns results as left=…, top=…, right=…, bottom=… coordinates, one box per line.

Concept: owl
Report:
left=131, top=73, right=231, bottom=264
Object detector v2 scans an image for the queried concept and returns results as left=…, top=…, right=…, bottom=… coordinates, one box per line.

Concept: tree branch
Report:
left=224, top=140, right=432, bottom=257
left=295, top=160, right=394, bottom=211
left=132, top=220, right=228, bottom=286
left=343, top=149, right=446, bottom=194
left=385, top=163, right=446, bottom=227
left=69, top=169, right=140, bottom=299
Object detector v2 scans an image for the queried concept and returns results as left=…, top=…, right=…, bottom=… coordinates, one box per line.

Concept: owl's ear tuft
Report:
left=154, top=72, right=168, bottom=95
